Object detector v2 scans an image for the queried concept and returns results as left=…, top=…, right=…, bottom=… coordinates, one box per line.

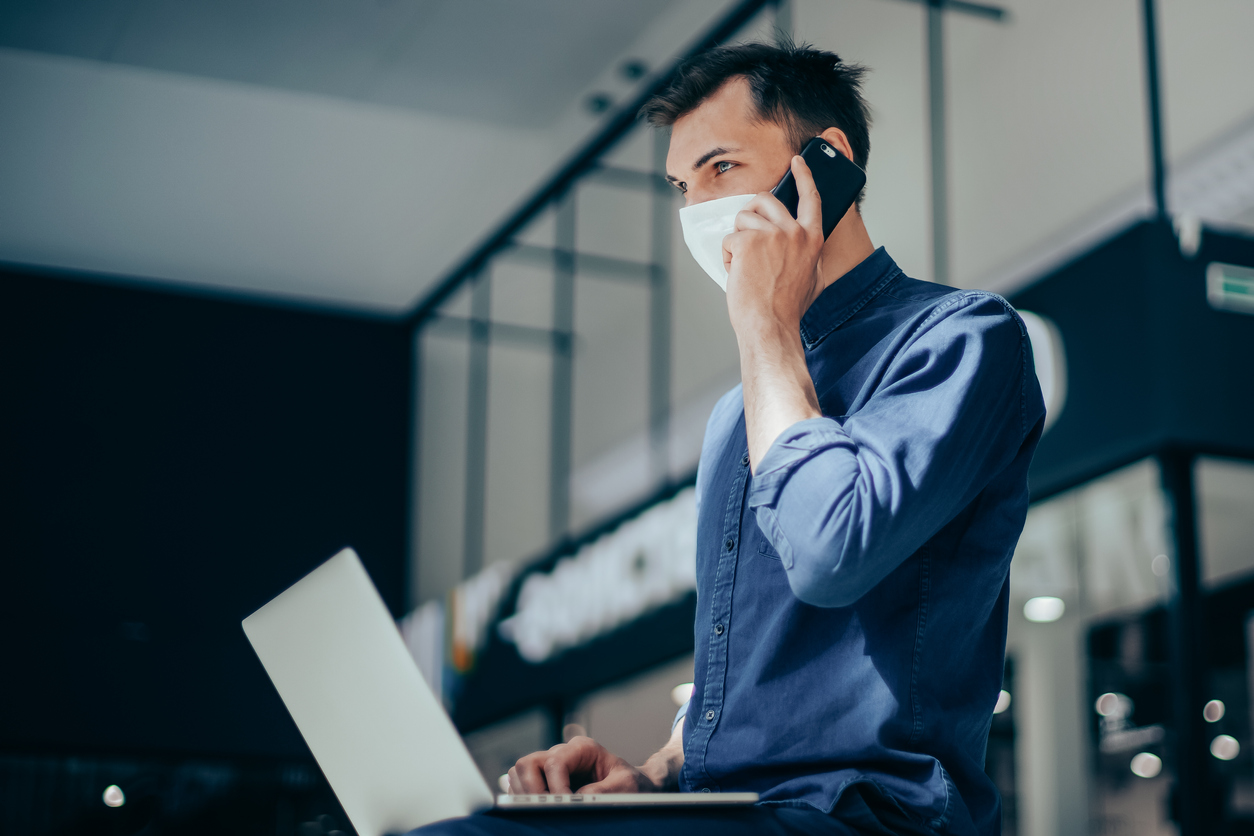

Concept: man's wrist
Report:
left=730, top=309, right=800, bottom=349
left=637, top=761, right=676, bottom=791
left=637, top=746, right=682, bottom=791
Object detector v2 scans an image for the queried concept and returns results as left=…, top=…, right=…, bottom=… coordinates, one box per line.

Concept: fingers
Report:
left=576, top=776, right=627, bottom=794
left=791, top=155, right=823, bottom=239
left=732, top=207, right=776, bottom=233
left=508, top=738, right=604, bottom=795
left=738, top=192, right=795, bottom=230
left=541, top=744, right=583, bottom=794
left=576, top=764, right=650, bottom=795
left=508, top=756, right=548, bottom=793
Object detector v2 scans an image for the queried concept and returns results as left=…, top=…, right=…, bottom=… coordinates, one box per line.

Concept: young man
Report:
left=414, top=42, right=1043, bottom=836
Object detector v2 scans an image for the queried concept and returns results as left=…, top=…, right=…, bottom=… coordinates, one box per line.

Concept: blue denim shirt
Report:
left=678, top=248, right=1044, bottom=835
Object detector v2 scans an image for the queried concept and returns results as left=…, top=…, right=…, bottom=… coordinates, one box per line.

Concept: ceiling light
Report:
left=1211, top=734, right=1240, bottom=761
left=102, top=785, right=125, bottom=807
left=1204, top=700, right=1226, bottom=723
left=993, top=690, right=1012, bottom=714
left=1152, top=554, right=1170, bottom=577
left=584, top=93, right=613, bottom=115
left=1130, top=752, right=1162, bottom=778
left=1096, top=692, right=1133, bottom=718
left=671, top=682, right=694, bottom=706
left=1024, top=596, right=1065, bottom=623
left=619, top=59, right=649, bottom=81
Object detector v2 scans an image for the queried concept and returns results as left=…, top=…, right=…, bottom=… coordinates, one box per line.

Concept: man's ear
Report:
left=818, top=127, right=855, bottom=163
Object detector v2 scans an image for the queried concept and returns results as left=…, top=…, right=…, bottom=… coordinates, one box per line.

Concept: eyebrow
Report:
left=692, top=146, right=735, bottom=172
left=665, top=146, right=738, bottom=184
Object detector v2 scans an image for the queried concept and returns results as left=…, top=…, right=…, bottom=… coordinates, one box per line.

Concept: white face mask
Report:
left=678, top=193, right=755, bottom=292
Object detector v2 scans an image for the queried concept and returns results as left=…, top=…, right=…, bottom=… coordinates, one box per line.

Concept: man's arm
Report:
left=721, top=155, right=828, bottom=466
left=507, top=720, right=684, bottom=794
left=723, top=157, right=1034, bottom=609
left=746, top=298, right=1030, bottom=607
left=638, top=718, right=685, bottom=791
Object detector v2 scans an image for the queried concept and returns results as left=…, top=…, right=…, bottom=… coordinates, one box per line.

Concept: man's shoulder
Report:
left=879, top=277, right=1025, bottom=341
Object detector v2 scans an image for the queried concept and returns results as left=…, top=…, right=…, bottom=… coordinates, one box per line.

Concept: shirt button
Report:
left=741, top=453, right=750, bottom=466
left=701, top=787, right=712, bottom=793
left=714, top=623, right=724, bottom=635
left=724, top=538, right=735, bottom=551
left=705, top=709, right=715, bottom=721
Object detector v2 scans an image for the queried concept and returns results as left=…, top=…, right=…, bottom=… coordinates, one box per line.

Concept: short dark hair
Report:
left=641, top=40, right=871, bottom=184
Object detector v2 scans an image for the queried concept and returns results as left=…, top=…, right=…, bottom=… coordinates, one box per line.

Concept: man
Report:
left=415, top=42, right=1043, bottom=836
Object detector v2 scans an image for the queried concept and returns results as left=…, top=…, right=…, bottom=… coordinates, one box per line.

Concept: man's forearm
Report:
left=738, top=319, right=822, bottom=471
left=637, top=719, right=685, bottom=791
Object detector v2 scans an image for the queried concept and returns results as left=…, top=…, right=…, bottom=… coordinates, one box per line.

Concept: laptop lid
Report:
left=243, top=548, right=494, bottom=836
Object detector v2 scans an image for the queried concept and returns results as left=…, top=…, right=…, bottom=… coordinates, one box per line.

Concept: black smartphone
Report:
left=771, top=136, right=866, bottom=240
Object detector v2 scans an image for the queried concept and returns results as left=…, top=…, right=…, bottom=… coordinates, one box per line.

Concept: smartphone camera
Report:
left=819, top=143, right=836, bottom=158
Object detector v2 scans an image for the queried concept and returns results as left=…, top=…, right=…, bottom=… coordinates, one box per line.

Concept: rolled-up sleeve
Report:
left=749, top=293, right=1031, bottom=608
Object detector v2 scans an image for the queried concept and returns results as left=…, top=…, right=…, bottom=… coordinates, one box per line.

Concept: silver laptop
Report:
left=242, top=548, right=757, bottom=836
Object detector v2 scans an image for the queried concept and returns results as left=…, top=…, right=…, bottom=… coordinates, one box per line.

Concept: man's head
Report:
left=642, top=41, right=870, bottom=207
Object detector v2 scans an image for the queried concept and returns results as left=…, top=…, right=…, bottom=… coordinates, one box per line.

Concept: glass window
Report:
left=1011, top=458, right=1168, bottom=620
left=1198, top=456, right=1254, bottom=588
left=1007, top=459, right=1171, bottom=835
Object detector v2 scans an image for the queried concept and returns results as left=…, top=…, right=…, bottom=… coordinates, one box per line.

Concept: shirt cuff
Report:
left=748, top=417, right=855, bottom=508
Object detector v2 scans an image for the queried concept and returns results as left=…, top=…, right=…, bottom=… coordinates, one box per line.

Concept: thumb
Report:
left=576, top=765, right=645, bottom=794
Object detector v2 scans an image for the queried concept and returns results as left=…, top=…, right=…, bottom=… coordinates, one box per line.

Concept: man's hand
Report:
left=723, top=155, right=825, bottom=335
left=507, top=720, right=685, bottom=795
left=507, top=736, right=659, bottom=794
left=723, top=154, right=826, bottom=468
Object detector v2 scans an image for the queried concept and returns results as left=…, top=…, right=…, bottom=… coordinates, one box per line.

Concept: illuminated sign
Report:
left=1206, top=262, right=1254, bottom=315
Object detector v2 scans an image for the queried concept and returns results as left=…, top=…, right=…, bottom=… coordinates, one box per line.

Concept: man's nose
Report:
left=683, top=187, right=718, bottom=208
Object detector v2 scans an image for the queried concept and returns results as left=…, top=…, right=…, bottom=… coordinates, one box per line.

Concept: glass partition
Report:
left=1002, top=454, right=1254, bottom=834
left=1007, top=458, right=1170, bottom=836
left=1198, top=456, right=1254, bottom=589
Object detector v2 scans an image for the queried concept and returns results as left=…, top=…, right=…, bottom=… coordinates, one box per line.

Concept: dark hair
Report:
left=641, top=40, right=871, bottom=199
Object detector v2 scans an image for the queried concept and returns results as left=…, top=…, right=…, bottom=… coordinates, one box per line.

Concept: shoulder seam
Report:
left=912, top=291, right=1031, bottom=439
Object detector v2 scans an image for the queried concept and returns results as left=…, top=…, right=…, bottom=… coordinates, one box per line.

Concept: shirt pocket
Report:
left=757, top=541, right=782, bottom=561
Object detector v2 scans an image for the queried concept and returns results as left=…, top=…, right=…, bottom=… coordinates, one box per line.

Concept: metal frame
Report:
left=409, top=0, right=777, bottom=585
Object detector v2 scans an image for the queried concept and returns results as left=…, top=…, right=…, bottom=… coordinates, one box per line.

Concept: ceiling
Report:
left=0, top=0, right=677, bottom=126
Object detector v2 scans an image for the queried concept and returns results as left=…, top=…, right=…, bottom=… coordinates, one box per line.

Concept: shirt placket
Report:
left=686, top=443, right=752, bottom=790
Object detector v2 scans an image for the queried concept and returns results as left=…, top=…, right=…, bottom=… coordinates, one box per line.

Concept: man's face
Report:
left=665, top=76, right=797, bottom=207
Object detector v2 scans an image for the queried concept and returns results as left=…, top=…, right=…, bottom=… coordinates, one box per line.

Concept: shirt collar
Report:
left=799, top=246, right=901, bottom=350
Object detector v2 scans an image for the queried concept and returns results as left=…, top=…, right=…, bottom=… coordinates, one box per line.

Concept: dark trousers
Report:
left=404, top=785, right=930, bottom=836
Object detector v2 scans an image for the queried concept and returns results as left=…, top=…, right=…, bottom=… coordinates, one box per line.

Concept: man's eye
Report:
left=716, top=161, right=735, bottom=174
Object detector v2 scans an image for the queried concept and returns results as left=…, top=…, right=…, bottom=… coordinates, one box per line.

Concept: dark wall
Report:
left=0, top=266, right=412, bottom=759
left=1010, top=221, right=1254, bottom=497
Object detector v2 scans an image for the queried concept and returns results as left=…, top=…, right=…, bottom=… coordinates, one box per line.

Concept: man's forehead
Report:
left=665, top=81, right=763, bottom=174
left=664, top=78, right=799, bottom=179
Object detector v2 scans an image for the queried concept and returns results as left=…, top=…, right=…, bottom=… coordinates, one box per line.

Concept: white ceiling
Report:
left=0, top=0, right=677, bottom=126
left=0, top=0, right=736, bottom=313
left=3, top=0, right=1251, bottom=317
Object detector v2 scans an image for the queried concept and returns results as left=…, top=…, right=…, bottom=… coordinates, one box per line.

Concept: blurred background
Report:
left=1, top=0, right=1253, bottom=834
